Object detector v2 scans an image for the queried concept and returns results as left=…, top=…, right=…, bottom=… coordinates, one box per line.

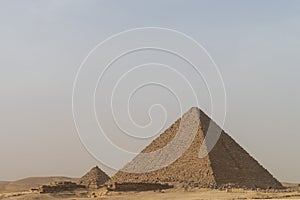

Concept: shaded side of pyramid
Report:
left=109, top=107, right=282, bottom=189
left=79, top=166, right=110, bottom=189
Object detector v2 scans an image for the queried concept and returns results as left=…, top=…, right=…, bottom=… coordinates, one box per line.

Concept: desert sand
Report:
left=0, top=179, right=299, bottom=200
left=1, top=186, right=300, bottom=200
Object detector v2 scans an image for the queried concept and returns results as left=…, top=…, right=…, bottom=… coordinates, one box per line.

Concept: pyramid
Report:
left=79, top=166, right=110, bottom=189
left=109, top=107, right=283, bottom=189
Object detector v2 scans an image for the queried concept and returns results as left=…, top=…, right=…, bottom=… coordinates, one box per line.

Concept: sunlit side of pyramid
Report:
left=110, top=107, right=282, bottom=189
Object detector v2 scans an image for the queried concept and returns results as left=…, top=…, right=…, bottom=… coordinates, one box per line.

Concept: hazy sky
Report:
left=0, top=0, right=300, bottom=182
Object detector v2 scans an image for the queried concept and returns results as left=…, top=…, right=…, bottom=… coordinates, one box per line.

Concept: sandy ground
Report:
left=0, top=181, right=299, bottom=200
left=1, top=188, right=300, bottom=200
left=0, top=177, right=77, bottom=193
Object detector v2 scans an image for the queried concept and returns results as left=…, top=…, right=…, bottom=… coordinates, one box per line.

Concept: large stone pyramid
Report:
left=110, top=107, right=282, bottom=189
left=79, top=166, right=110, bottom=189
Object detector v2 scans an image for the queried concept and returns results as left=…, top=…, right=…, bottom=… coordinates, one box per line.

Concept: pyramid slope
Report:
left=110, top=107, right=282, bottom=189
left=79, top=166, right=110, bottom=188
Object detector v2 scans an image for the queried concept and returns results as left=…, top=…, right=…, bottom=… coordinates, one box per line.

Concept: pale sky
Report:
left=0, top=0, right=300, bottom=183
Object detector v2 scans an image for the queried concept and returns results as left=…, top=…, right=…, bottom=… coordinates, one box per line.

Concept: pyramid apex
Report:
left=183, top=106, right=201, bottom=117
left=189, top=106, right=200, bottom=111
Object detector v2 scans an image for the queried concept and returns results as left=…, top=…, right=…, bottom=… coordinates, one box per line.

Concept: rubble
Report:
left=37, top=181, right=85, bottom=193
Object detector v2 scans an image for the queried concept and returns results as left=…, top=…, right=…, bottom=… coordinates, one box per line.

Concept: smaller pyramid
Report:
left=79, top=166, right=110, bottom=189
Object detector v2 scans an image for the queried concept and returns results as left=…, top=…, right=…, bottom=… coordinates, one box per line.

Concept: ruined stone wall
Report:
left=39, top=182, right=85, bottom=193
left=108, top=183, right=173, bottom=191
